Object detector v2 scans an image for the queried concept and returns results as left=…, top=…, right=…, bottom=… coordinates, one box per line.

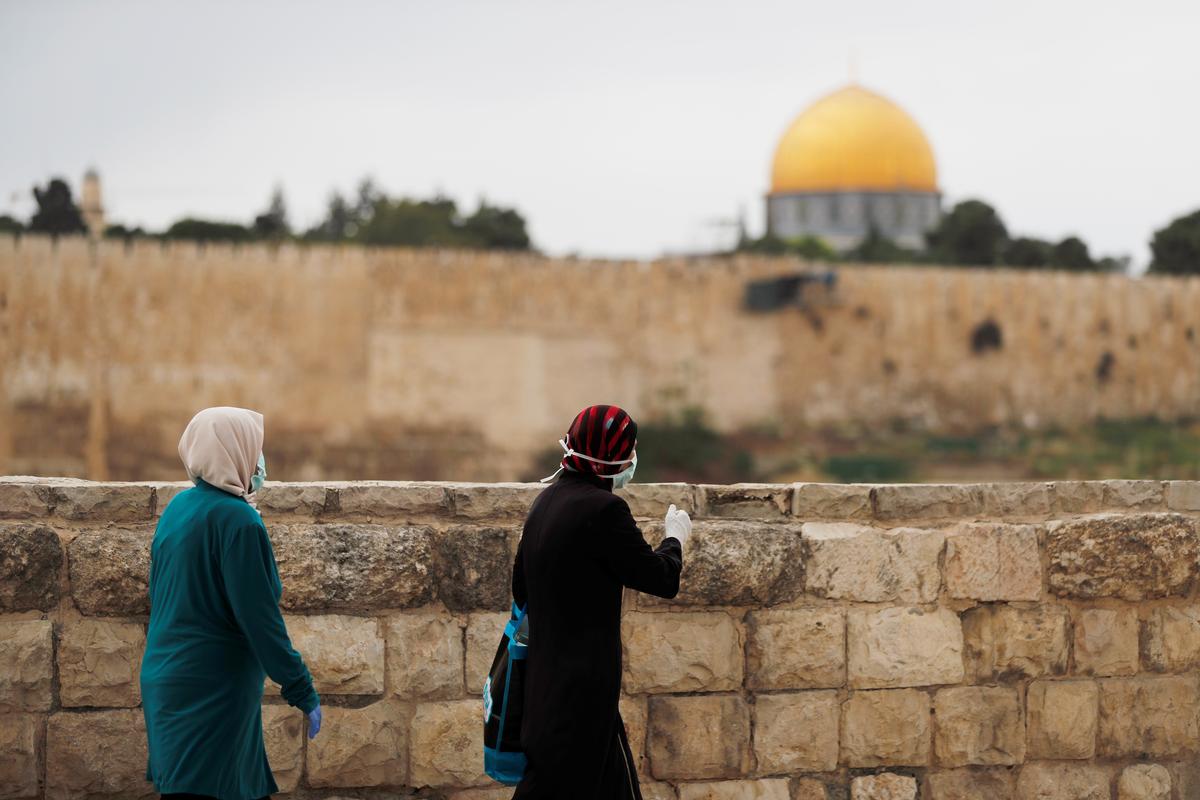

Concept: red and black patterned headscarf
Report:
left=558, top=404, right=638, bottom=478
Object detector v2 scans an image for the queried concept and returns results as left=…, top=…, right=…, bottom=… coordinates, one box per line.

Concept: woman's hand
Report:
left=664, top=504, right=692, bottom=548
left=307, top=706, right=323, bottom=740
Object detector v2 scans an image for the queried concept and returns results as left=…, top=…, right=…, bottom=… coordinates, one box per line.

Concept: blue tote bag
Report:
left=483, top=602, right=528, bottom=785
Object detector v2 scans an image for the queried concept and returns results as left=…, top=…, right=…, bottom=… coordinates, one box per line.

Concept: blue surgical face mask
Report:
left=250, top=453, right=266, bottom=494
left=611, top=453, right=637, bottom=490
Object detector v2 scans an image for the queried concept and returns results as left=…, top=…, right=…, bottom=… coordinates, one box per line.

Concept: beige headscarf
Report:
left=178, top=407, right=264, bottom=497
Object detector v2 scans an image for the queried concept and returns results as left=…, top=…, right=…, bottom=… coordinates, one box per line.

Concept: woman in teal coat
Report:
left=141, top=407, right=322, bottom=800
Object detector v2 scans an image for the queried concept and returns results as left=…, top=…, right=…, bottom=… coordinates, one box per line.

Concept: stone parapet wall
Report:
left=2, top=477, right=1200, bottom=799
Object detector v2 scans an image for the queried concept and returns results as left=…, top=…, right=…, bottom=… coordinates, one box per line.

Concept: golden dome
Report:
left=770, top=85, right=938, bottom=194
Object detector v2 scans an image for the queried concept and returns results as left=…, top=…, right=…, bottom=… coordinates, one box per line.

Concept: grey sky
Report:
left=2, top=0, right=1197, bottom=266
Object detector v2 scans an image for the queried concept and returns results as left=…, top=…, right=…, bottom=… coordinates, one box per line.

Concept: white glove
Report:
left=664, top=504, right=691, bottom=549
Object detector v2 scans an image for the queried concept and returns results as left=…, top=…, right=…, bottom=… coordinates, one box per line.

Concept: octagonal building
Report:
left=766, top=84, right=941, bottom=251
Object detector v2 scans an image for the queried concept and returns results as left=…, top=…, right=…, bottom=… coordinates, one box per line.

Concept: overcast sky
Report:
left=2, top=0, right=1197, bottom=266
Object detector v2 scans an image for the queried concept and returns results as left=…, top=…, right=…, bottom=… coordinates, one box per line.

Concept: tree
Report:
left=303, top=191, right=354, bottom=241
left=103, top=224, right=150, bottom=240
left=926, top=199, right=1008, bottom=266
left=1149, top=209, right=1200, bottom=275
left=252, top=186, right=290, bottom=239
left=0, top=215, right=23, bottom=236
left=846, top=227, right=917, bottom=263
left=738, top=233, right=836, bottom=260
left=1004, top=237, right=1052, bottom=267
left=1051, top=236, right=1094, bottom=271
left=162, top=218, right=253, bottom=243
left=462, top=200, right=531, bottom=250
left=29, top=178, right=86, bottom=236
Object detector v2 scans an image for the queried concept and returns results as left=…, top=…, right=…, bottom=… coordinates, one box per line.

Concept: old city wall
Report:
left=3, top=235, right=1200, bottom=481
left=3, top=478, right=1200, bottom=799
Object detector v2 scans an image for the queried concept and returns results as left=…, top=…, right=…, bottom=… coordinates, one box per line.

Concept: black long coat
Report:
left=511, top=471, right=683, bottom=800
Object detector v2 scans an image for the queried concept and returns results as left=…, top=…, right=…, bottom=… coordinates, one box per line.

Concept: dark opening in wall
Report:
left=854, top=305, right=872, bottom=320
left=1098, top=319, right=1111, bottom=335
left=970, top=320, right=1003, bottom=355
left=1096, top=351, right=1115, bottom=383
left=1188, top=327, right=1196, bottom=342
left=1127, top=335, right=1138, bottom=349
left=882, top=358, right=897, bottom=375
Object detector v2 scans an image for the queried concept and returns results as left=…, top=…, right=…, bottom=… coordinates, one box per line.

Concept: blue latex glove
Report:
left=307, top=706, right=322, bottom=740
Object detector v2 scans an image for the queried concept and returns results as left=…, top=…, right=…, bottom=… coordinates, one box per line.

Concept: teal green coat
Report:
left=140, top=480, right=318, bottom=800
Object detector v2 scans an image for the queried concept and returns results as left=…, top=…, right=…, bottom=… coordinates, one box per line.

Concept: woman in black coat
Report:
left=511, top=405, right=689, bottom=800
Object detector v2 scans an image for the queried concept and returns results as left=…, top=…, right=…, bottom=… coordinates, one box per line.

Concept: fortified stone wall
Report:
left=3, top=235, right=1200, bottom=482
left=2, top=478, right=1200, bottom=799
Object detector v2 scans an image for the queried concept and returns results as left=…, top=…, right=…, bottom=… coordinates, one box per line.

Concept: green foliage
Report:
left=822, top=453, right=913, bottom=482
left=738, top=233, right=836, bottom=260
left=925, top=199, right=1008, bottom=266
left=846, top=227, right=921, bottom=263
left=1004, top=237, right=1052, bottom=267
left=0, top=215, right=23, bottom=235
left=103, top=224, right=150, bottom=240
left=1149, top=208, right=1200, bottom=275
left=162, top=218, right=254, bottom=243
left=461, top=201, right=531, bottom=250
left=1051, top=236, right=1094, bottom=271
left=29, top=178, right=86, bottom=236
left=635, top=407, right=761, bottom=484
left=252, top=186, right=290, bottom=240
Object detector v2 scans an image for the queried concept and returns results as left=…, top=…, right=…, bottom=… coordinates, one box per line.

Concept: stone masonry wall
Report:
left=4, top=235, right=1200, bottom=482
left=2, top=477, right=1200, bottom=799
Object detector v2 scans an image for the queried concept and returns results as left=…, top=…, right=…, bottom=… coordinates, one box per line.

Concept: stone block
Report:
left=1073, top=607, right=1138, bottom=676
left=1117, top=764, right=1171, bottom=800
left=933, top=686, right=1025, bottom=767
left=648, top=694, right=751, bottom=780
left=802, top=523, right=943, bottom=603
left=1165, top=481, right=1200, bottom=511
left=962, top=605, right=1069, bottom=682
left=1098, top=675, right=1200, bottom=758
left=1026, top=679, right=1098, bottom=760
left=447, top=483, right=543, bottom=520
left=465, top=611, right=509, bottom=694
left=0, top=525, right=61, bottom=612
left=678, top=780, right=790, bottom=800
left=617, top=483, right=699, bottom=519
left=1103, top=480, right=1165, bottom=509
left=872, top=484, right=983, bottom=521
left=410, top=699, right=488, bottom=788
left=45, top=710, right=153, bottom=800
left=753, top=690, right=839, bottom=773
left=150, top=482, right=189, bottom=516
left=746, top=608, right=845, bottom=690
left=272, top=614, right=383, bottom=695
left=979, top=482, right=1053, bottom=517
left=59, top=619, right=145, bottom=707
left=433, top=525, right=513, bottom=612
left=52, top=482, right=154, bottom=521
left=270, top=523, right=434, bottom=611
left=332, top=481, right=450, bottom=519
left=697, top=483, right=791, bottom=519
left=256, top=482, right=330, bottom=517
left=1140, top=605, right=1200, bottom=673
left=447, top=789, right=522, bottom=800
left=0, top=621, right=53, bottom=712
left=642, top=781, right=679, bottom=800
left=841, top=688, right=931, bottom=767
left=620, top=695, right=648, bottom=773
left=944, top=523, right=1042, bottom=601
left=306, top=701, right=407, bottom=787
left=623, top=611, right=742, bottom=693
left=642, top=520, right=803, bottom=606
left=794, top=779, right=828, bottom=800
left=69, top=527, right=152, bottom=615
left=926, top=768, right=1016, bottom=800
left=0, top=713, right=39, bottom=800
left=851, top=773, right=918, bottom=800
left=1046, top=513, right=1200, bottom=600
left=1052, top=481, right=1107, bottom=514
left=262, top=704, right=304, bottom=793
left=847, top=606, right=963, bottom=689
left=1015, top=762, right=1110, bottom=800
left=386, top=613, right=465, bottom=700
left=0, top=482, right=51, bottom=519
left=793, top=482, right=873, bottom=519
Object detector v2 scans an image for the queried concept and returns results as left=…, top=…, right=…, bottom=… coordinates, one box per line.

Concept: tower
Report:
left=81, top=168, right=105, bottom=238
